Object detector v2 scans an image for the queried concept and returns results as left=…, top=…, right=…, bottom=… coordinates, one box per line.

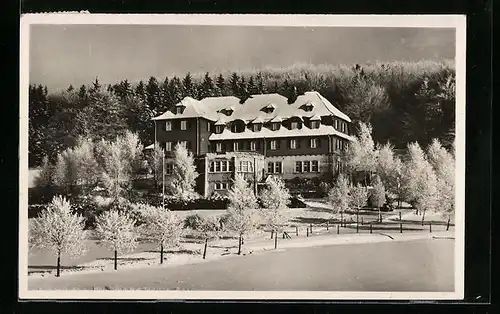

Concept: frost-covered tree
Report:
left=226, top=173, right=260, bottom=255
left=139, top=205, right=183, bottom=264
left=53, top=148, right=79, bottom=195
left=34, top=156, right=54, bottom=188
left=370, top=175, right=386, bottom=222
left=402, top=142, right=439, bottom=223
left=94, top=210, right=138, bottom=270
left=167, top=144, right=199, bottom=201
left=117, top=131, right=144, bottom=175
left=344, top=122, right=378, bottom=185
left=376, top=142, right=403, bottom=206
left=327, top=173, right=350, bottom=222
left=260, top=176, right=290, bottom=247
left=72, top=137, right=100, bottom=193
left=427, top=139, right=455, bottom=219
left=349, top=184, right=369, bottom=228
left=198, top=216, right=223, bottom=259
left=100, top=140, right=131, bottom=201
left=147, top=142, right=164, bottom=189
left=29, top=195, right=87, bottom=277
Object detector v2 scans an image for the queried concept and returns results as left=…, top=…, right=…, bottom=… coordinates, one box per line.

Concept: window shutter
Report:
left=297, top=138, right=301, bottom=149
left=277, top=140, right=281, bottom=149
left=187, top=141, right=192, bottom=150
left=317, top=138, right=322, bottom=148
left=267, top=140, right=271, bottom=150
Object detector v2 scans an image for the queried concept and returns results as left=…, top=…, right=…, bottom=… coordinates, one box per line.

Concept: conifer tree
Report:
left=229, top=72, right=240, bottom=96
left=168, top=76, right=183, bottom=104
left=215, top=74, right=226, bottom=96
left=146, top=77, right=161, bottom=116
left=182, top=72, right=197, bottom=98
left=199, top=72, right=216, bottom=99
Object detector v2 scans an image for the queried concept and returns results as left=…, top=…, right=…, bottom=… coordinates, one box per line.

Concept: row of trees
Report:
left=30, top=172, right=291, bottom=277
left=35, top=131, right=203, bottom=204
left=29, top=60, right=456, bottom=167
left=329, top=121, right=455, bottom=223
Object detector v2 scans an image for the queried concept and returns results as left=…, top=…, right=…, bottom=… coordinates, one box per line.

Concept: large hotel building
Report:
left=152, top=91, right=353, bottom=197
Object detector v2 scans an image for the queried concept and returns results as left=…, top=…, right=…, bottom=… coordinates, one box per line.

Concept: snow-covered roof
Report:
left=152, top=91, right=351, bottom=123
left=209, top=124, right=354, bottom=141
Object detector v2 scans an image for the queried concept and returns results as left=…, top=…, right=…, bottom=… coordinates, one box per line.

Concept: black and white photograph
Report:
left=19, top=14, right=466, bottom=300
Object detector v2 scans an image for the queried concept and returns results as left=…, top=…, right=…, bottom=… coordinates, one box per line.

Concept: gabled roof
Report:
left=152, top=91, right=351, bottom=123
left=309, top=114, right=321, bottom=121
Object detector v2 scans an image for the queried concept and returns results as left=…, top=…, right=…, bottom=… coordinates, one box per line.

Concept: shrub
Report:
left=183, top=214, right=206, bottom=230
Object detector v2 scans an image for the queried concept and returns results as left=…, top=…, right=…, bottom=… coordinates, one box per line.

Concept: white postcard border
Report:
left=19, top=13, right=466, bottom=300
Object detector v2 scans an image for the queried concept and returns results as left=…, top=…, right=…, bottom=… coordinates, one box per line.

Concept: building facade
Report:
left=152, top=91, right=353, bottom=197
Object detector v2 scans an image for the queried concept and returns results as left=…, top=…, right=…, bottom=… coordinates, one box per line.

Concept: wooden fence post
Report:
left=306, top=227, right=309, bottom=237
left=295, top=226, right=298, bottom=236
left=400, top=222, right=403, bottom=233
left=429, top=222, right=432, bottom=233
left=370, top=223, right=372, bottom=234
left=337, top=224, right=340, bottom=234
left=446, top=217, right=450, bottom=231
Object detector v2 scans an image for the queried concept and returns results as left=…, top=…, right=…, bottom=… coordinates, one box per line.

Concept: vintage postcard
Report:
left=19, top=14, right=466, bottom=300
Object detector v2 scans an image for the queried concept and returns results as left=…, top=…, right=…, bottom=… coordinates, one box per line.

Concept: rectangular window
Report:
left=271, top=123, right=280, bottom=131
left=221, top=160, right=228, bottom=172
left=311, top=121, right=320, bottom=129
left=312, top=160, right=319, bottom=172
left=216, top=142, right=222, bottom=152
left=215, top=161, right=221, bottom=172
left=165, top=163, right=173, bottom=175
left=165, top=141, right=172, bottom=151
left=180, top=120, right=187, bottom=130
left=290, top=121, right=298, bottom=130
left=239, top=161, right=253, bottom=173
left=178, top=141, right=187, bottom=149
left=290, top=139, right=297, bottom=150
left=310, top=138, right=317, bottom=148
left=253, top=124, right=261, bottom=132
left=250, top=141, right=257, bottom=151
left=207, top=122, right=211, bottom=132
left=295, top=161, right=302, bottom=173
left=303, top=161, right=310, bottom=173
left=233, top=141, right=239, bottom=151
left=215, top=182, right=229, bottom=190
left=209, top=162, right=215, bottom=172
left=165, top=121, right=172, bottom=131
left=270, top=140, right=277, bottom=150
left=267, top=162, right=273, bottom=173
left=176, top=107, right=183, bottom=114
left=215, top=125, right=224, bottom=134
left=334, top=119, right=338, bottom=130
left=275, top=162, right=282, bottom=174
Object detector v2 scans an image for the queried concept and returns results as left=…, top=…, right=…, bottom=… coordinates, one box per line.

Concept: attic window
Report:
left=303, top=103, right=314, bottom=112
left=222, top=107, right=234, bottom=116
left=252, top=123, right=262, bottom=132
left=263, top=104, right=276, bottom=114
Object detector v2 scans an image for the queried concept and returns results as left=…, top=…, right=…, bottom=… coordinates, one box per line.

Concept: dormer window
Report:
left=251, top=117, right=263, bottom=132
left=215, top=125, right=224, bottom=134
left=271, top=122, right=280, bottom=131
left=290, top=121, right=299, bottom=130
left=263, top=103, right=276, bottom=114
left=221, top=106, right=234, bottom=116
left=302, top=102, right=314, bottom=112
left=231, top=120, right=246, bottom=133
left=309, top=115, right=321, bottom=129
left=176, top=107, right=183, bottom=114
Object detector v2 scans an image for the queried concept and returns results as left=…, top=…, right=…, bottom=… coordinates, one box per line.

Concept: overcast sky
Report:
left=29, top=25, right=455, bottom=91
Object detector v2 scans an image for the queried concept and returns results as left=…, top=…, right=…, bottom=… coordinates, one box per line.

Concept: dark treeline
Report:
left=29, top=60, right=455, bottom=168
